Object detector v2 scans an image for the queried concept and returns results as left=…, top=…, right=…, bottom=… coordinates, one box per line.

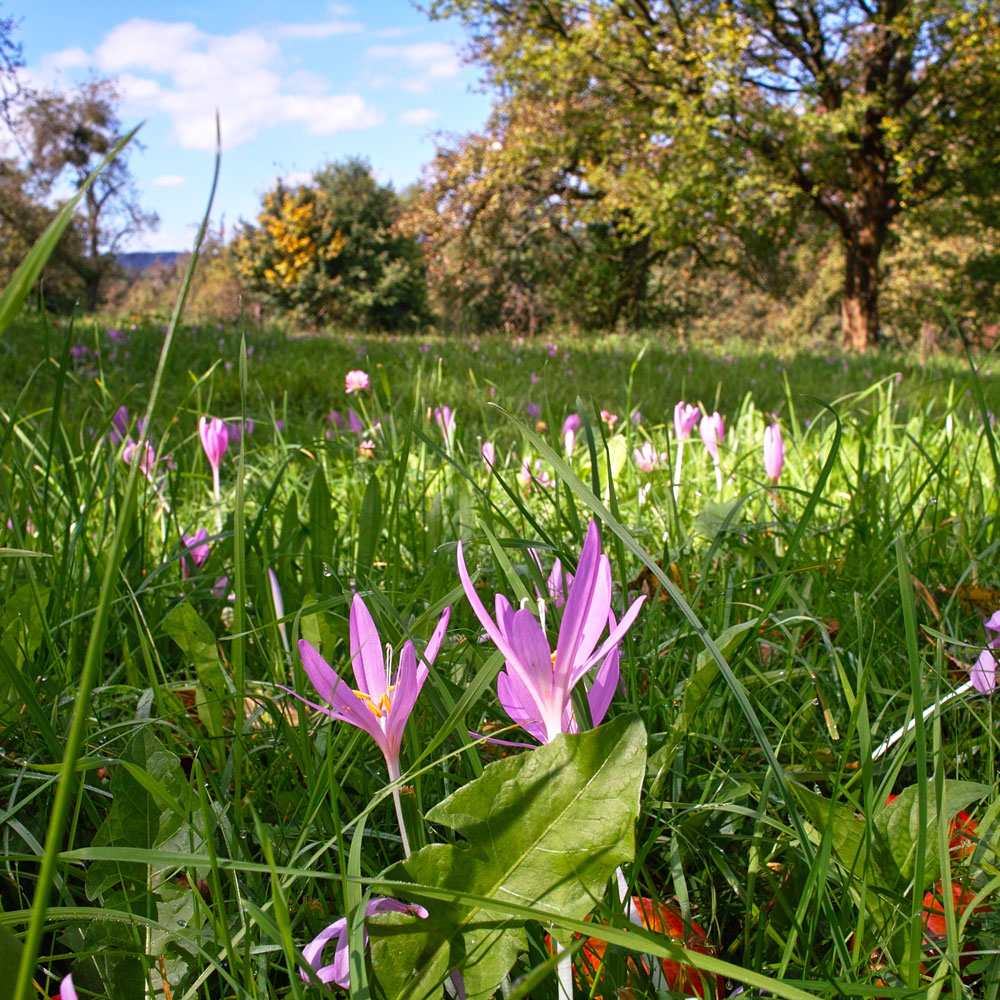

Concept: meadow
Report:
left=2, top=306, right=1000, bottom=1000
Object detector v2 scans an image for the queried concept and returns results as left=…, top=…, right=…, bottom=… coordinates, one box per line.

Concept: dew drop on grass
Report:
left=322, top=563, right=334, bottom=577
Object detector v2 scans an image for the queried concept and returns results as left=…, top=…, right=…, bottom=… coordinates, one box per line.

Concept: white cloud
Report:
left=366, top=42, right=462, bottom=93
left=38, top=46, right=90, bottom=77
left=280, top=169, right=314, bottom=187
left=275, top=20, right=364, bottom=39
left=151, top=174, right=186, bottom=187
left=79, top=18, right=380, bottom=151
left=398, top=107, right=439, bottom=126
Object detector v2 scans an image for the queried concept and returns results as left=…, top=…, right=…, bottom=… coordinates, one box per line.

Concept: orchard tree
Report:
left=430, top=0, right=1000, bottom=349
left=17, top=78, right=157, bottom=310
left=236, top=158, right=430, bottom=330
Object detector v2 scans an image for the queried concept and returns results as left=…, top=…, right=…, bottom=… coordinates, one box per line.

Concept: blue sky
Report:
left=13, top=1, right=493, bottom=250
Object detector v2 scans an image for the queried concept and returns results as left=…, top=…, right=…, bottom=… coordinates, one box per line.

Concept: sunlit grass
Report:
left=2, top=311, right=999, bottom=998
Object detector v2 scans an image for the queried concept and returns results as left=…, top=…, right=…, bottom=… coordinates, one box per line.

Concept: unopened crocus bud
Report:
left=562, top=413, right=581, bottom=455
left=198, top=416, right=228, bottom=471
left=673, top=401, right=700, bottom=440
left=763, top=423, right=785, bottom=483
left=699, top=412, right=724, bottom=462
left=482, top=440, right=496, bottom=470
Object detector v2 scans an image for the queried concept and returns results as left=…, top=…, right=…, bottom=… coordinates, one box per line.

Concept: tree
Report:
left=429, top=0, right=1000, bottom=349
left=0, top=3, right=24, bottom=129
left=235, top=158, right=430, bottom=330
left=17, top=78, right=157, bottom=310
left=402, top=112, right=673, bottom=333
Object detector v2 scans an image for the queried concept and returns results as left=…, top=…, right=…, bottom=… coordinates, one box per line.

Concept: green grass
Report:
left=2, top=311, right=999, bottom=999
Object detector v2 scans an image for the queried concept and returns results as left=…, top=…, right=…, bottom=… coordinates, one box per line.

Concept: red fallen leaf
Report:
left=548, top=897, right=724, bottom=999
left=922, top=880, right=988, bottom=941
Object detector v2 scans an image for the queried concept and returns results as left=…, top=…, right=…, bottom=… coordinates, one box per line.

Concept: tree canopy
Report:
left=428, top=0, right=1000, bottom=348
left=235, top=158, right=430, bottom=331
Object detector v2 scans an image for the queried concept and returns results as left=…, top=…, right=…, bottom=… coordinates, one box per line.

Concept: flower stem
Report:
left=212, top=465, right=222, bottom=531
left=673, top=439, right=684, bottom=500
left=387, top=759, right=412, bottom=859
left=871, top=680, right=974, bottom=761
left=555, top=941, right=573, bottom=1000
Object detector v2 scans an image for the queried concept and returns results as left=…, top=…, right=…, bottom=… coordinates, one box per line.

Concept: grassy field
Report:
left=2, top=310, right=999, bottom=999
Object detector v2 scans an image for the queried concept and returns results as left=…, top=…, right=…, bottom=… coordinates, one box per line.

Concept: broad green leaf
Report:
left=1, top=583, right=49, bottom=672
left=370, top=715, right=647, bottom=1000
left=874, top=780, right=991, bottom=890
left=163, top=601, right=228, bottom=738
left=0, top=926, right=23, bottom=1000
left=692, top=498, right=744, bottom=540
left=86, top=728, right=197, bottom=900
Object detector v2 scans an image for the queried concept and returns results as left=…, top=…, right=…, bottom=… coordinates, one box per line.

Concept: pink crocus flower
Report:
left=562, top=414, right=581, bottom=455
left=482, top=440, right=496, bottom=470
left=673, top=402, right=700, bottom=441
left=457, top=520, right=645, bottom=744
left=633, top=441, right=666, bottom=473
left=109, top=405, right=130, bottom=445
left=971, top=609, right=1000, bottom=694
left=345, top=369, right=370, bottom=393
left=59, top=975, right=77, bottom=999
left=292, top=595, right=450, bottom=783
left=199, top=416, right=228, bottom=528
left=699, top=412, right=725, bottom=462
left=300, top=898, right=428, bottom=989
left=347, top=408, right=364, bottom=436
left=519, top=457, right=553, bottom=492
left=122, top=438, right=159, bottom=481
left=763, top=423, right=785, bottom=484
left=434, top=406, right=456, bottom=448
left=529, top=548, right=573, bottom=609
left=181, top=527, right=210, bottom=578
left=198, top=416, right=228, bottom=471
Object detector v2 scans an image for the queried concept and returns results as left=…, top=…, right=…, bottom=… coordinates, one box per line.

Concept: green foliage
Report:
left=235, top=157, right=430, bottom=331
left=427, top=0, right=1000, bottom=348
left=372, top=716, right=647, bottom=999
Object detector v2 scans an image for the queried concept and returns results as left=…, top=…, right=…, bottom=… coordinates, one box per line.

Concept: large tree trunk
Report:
left=840, top=232, right=882, bottom=351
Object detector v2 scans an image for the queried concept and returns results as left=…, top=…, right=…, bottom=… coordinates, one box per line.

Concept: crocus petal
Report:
left=497, top=668, right=548, bottom=743
left=366, top=897, right=429, bottom=920
left=587, top=643, right=621, bottom=727
left=971, top=648, right=997, bottom=694
left=385, top=641, right=421, bottom=762
left=60, top=975, right=78, bottom=1000
left=457, top=542, right=521, bottom=665
left=573, top=593, right=647, bottom=687
left=507, top=608, right=556, bottom=699
left=349, top=594, right=388, bottom=701
left=984, top=609, right=1000, bottom=635
left=554, top=522, right=610, bottom=681
left=419, top=606, right=452, bottom=682
left=301, top=917, right=350, bottom=986
left=297, top=640, right=386, bottom=748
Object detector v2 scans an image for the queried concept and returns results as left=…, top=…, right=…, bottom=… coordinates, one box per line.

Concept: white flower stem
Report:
left=673, top=439, right=684, bottom=501
left=555, top=941, right=573, bottom=1000
left=212, top=465, right=222, bottom=531
left=713, top=459, right=723, bottom=493
left=387, top=759, right=412, bottom=859
left=871, top=680, right=974, bottom=761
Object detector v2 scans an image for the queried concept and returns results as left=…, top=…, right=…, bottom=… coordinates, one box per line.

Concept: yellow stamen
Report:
left=355, top=687, right=394, bottom=718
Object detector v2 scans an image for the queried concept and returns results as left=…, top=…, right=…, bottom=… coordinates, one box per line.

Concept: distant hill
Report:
left=117, top=251, right=182, bottom=272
